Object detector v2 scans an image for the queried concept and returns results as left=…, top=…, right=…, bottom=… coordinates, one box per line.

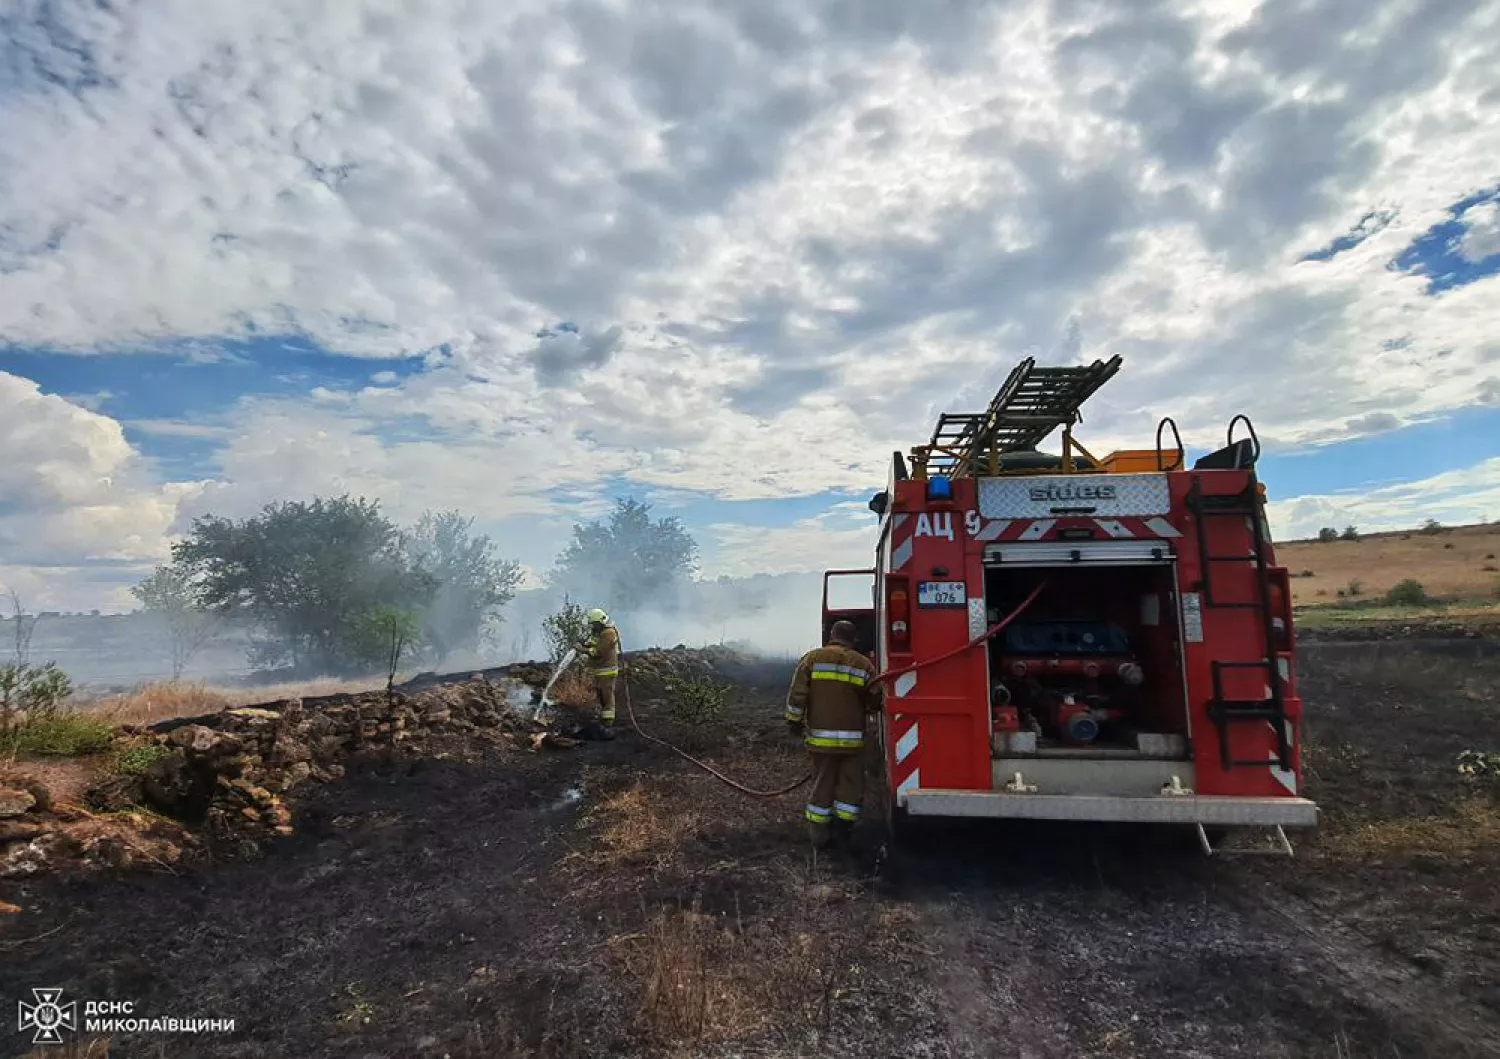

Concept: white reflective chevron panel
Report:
left=894, top=723, right=919, bottom=763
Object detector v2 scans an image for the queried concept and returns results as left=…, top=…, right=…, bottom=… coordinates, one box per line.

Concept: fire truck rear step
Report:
left=902, top=790, right=1318, bottom=827
left=1196, top=823, right=1296, bottom=857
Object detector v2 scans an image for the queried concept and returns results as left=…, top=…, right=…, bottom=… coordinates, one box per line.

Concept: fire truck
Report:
left=822, top=355, right=1318, bottom=854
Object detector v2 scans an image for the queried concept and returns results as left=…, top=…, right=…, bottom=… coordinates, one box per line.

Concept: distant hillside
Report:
left=1277, top=522, right=1500, bottom=608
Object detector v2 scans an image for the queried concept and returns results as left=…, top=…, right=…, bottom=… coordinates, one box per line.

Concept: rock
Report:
left=0, top=788, right=37, bottom=818
left=20, top=780, right=52, bottom=813
left=282, top=762, right=313, bottom=790
left=269, top=734, right=312, bottom=766
left=167, top=724, right=240, bottom=756
left=0, top=820, right=47, bottom=844
left=84, top=775, right=146, bottom=814
left=227, top=707, right=282, bottom=722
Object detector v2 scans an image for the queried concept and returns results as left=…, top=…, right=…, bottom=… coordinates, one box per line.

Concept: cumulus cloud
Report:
left=1268, top=457, right=1500, bottom=541
left=1459, top=201, right=1500, bottom=263
left=1, top=0, right=1499, bottom=610
left=0, top=372, right=203, bottom=608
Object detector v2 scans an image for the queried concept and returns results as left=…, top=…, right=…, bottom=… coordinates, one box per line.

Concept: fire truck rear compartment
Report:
left=984, top=562, right=1189, bottom=777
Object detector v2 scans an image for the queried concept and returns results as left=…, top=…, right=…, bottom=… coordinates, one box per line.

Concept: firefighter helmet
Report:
left=587, top=607, right=608, bottom=625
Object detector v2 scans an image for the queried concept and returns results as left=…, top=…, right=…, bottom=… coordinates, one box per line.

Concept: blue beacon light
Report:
left=926, top=475, right=953, bottom=501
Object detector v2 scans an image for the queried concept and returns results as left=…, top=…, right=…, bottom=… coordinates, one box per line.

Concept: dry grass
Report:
left=1279, top=522, right=1500, bottom=608
left=623, top=882, right=873, bottom=1049
left=544, top=669, right=598, bottom=708
left=77, top=677, right=390, bottom=727
left=1322, top=798, right=1500, bottom=859
left=566, top=782, right=704, bottom=876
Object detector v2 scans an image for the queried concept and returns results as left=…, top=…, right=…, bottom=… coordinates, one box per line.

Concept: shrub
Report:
left=1384, top=578, right=1430, bottom=607
left=1345, top=579, right=1364, bottom=598
left=663, top=674, right=732, bottom=727
left=1317, top=527, right=1339, bottom=543
left=8, top=714, right=114, bottom=757
left=1340, top=526, right=1360, bottom=541
left=1295, top=569, right=1315, bottom=578
left=1, top=661, right=84, bottom=756
left=116, top=743, right=174, bottom=775
left=1420, top=518, right=1444, bottom=535
left=542, top=598, right=591, bottom=665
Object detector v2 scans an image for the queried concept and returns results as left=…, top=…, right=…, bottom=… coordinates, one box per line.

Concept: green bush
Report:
left=1420, top=518, right=1444, bottom=536
left=1317, top=527, right=1339, bottom=543
left=1, top=661, right=89, bottom=757
left=1340, top=526, right=1360, bottom=541
left=542, top=598, right=591, bottom=665
left=116, top=743, right=173, bottom=775
left=662, top=674, right=732, bottom=727
left=9, top=714, right=114, bottom=757
left=1384, top=579, right=1430, bottom=607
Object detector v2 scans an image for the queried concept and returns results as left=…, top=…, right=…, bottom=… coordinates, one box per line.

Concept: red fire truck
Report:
left=822, top=355, right=1318, bottom=854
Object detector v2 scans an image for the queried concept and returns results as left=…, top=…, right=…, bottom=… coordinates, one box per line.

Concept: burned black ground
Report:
left=2, top=638, right=1498, bottom=1058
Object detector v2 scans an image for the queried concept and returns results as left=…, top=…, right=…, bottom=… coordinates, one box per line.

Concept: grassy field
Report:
left=1278, top=521, right=1500, bottom=612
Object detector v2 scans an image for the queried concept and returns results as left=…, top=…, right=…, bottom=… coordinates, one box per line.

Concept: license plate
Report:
left=917, top=581, right=966, bottom=607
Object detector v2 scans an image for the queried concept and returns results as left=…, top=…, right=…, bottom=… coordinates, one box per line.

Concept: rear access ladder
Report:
left=1186, top=472, right=1292, bottom=775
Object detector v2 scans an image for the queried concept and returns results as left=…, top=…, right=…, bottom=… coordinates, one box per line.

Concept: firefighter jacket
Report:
left=583, top=624, right=620, bottom=678
left=785, top=644, right=881, bottom=753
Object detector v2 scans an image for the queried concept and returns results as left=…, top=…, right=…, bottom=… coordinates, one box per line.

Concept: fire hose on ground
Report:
left=570, top=580, right=1048, bottom=800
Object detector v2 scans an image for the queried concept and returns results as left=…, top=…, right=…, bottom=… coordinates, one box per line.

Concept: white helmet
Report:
left=586, top=607, right=608, bottom=624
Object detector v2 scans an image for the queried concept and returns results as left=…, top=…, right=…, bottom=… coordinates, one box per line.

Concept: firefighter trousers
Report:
left=805, top=750, right=863, bottom=846
left=594, top=675, right=616, bottom=724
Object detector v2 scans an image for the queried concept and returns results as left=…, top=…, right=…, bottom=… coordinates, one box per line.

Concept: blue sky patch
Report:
left=1388, top=184, right=1500, bottom=293
left=1301, top=208, right=1395, bottom=262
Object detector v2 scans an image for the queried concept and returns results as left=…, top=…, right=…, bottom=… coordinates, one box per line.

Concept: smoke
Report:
left=490, top=571, right=848, bottom=664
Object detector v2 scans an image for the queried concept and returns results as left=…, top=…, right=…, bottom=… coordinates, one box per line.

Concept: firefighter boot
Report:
left=830, top=818, right=856, bottom=861
left=806, top=818, right=833, bottom=851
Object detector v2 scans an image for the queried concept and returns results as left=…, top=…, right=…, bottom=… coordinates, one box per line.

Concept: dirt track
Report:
left=2, top=641, right=1498, bottom=1058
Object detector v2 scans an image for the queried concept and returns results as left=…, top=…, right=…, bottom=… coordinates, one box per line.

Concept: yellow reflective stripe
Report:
left=785, top=705, right=804, bottom=721
left=593, top=667, right=619, bottom=677
left=834, top=801, right=860, bottom=820
left=806, top=728, right=864, bottom=749
left=805, top=804, right=832, bottom=823
left=810, top=663, right=868, bottom=685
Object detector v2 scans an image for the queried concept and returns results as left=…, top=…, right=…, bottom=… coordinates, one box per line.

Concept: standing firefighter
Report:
left=786, top=620, right=881, bottom=852
left=578, top=608, right=621, bottom=729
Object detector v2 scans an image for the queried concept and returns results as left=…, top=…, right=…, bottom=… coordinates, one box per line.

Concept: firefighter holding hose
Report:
left=577, top=608, right=621, bottom=731
left=785, top=620, right=881, bottom=853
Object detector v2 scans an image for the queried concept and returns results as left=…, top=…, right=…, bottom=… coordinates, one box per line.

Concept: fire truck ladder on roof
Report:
left=912, top=355, right=1124, bottom=479
left=1186, top=470, right=1293, bottom=776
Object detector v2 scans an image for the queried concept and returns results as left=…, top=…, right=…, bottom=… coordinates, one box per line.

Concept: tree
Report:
left=349, top=605, right=420, bottom=694
left=1340, top=526, right=1360, bottom=541
left=1317, top=527, right=1339, bottom=543
left=548, top=499, right=699, bottom=617
left=401, top=510, right=524, bottom=664
left=542, top=597, right=589, bottom=665
left=171, top=495, right=437, bottom=674
left=131, top=564, right=220, bottom=680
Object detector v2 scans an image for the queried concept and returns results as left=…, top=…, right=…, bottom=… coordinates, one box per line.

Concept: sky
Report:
left=2, top=0, right=1499, bottom=614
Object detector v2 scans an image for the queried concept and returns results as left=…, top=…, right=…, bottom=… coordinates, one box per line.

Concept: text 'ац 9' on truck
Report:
left=822, top=355, right=1318, bottom=855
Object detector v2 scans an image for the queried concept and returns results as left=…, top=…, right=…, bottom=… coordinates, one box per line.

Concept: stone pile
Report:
left=80, top=675, right=587, bottom=856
